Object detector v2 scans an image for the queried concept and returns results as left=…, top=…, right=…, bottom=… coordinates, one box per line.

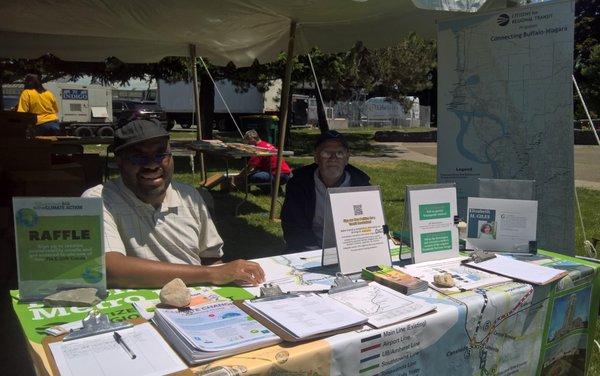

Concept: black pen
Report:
left=113, top=331, right=136, bottom=359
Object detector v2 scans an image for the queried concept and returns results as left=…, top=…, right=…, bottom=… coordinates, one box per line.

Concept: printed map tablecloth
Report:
left=11, top=250, right=599, bottom=375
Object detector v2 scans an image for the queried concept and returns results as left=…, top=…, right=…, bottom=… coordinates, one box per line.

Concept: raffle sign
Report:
left=13, top=197, right=105, bottom=301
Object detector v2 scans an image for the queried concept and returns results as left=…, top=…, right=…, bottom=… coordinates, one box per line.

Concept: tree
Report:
left=579, top=45, right=600, bottom=118
left=574, top=0, right=600, bottom=118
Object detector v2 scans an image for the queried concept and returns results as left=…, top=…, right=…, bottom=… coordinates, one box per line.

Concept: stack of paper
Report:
left=243, top=294, right=368, bottom=341
left=153, top=301, right=280, bottom=364
left=465, top=254, right=568, bottom=285
left=49, top=323, right=187, bottom=376
left=327, top=282, right=436, bottom=328
left=242, top=282, right=435, bottom=336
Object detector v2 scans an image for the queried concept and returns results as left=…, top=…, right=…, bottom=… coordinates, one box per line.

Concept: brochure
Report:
left=13, top=197, right=105, bottom=301
left=403, top=257, right=512, bottom=293
left=153, top=301, right=280, bottom=364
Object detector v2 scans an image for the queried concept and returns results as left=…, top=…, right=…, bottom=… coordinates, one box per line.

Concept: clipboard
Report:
left=41, top=317, right=193, bottom=376
left=233, top=276, right=369, bottom=342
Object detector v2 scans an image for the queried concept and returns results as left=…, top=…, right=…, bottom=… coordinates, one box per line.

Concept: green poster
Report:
left=13, top=197, right=106, bottom=301
left=420, top=231, right=453, bottom=253
left=419, top=203, right=451, bottom=220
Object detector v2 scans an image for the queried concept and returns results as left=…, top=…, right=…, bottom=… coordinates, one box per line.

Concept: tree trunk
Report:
left=199, top=73, right=214, bottom=139
left=315, top=86, right=329, bottom=134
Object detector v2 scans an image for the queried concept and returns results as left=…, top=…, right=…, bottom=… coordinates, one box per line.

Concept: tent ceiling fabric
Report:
left=0, top=0, right=507, bottom=65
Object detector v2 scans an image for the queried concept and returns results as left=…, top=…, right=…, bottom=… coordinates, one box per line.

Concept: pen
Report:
left=113, top=331, right=136, bottom=359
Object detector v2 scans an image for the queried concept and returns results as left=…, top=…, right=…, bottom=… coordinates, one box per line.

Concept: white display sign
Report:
left=466, top=197, right=537, bottom=252
left=325, top=186, right=391, bottom=275
left=407, top=184, right=459, bottom=263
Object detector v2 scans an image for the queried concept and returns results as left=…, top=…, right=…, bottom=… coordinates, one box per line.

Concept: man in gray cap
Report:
left=281, top=131, right=370, bottom=252
left=83, top=119, right=264, bottom=287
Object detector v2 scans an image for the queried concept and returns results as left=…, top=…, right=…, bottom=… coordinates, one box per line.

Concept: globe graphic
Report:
left=16, top=208, right=38, bottom=228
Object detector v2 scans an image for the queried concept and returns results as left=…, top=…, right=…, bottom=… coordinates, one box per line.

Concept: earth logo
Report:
left=497, top=13, right=510, bottom=27
left=16, top=208, right=39, bottom=228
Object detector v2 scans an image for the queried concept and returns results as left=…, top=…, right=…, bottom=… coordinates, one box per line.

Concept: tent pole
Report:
left=189, top=44, right=205, bottom=181
left=269, top=21, right=297, bottom=221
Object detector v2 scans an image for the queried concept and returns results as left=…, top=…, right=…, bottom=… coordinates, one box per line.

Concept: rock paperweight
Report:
left=433, top=273, right=455, bottom=288
left=159, top=278, right=191, bottom=308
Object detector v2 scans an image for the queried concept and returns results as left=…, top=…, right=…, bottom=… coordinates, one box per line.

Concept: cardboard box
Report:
left=0, top=139, right=52, bottom=171
left=71, top=154, right=104, bottom=188
left=8, top=169, right=85, bottom=197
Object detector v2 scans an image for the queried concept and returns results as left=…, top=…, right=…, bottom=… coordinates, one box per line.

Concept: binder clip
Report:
left=463, top=250, right=496, bottom=264
left=259, top=283, right=285, bottom=299
left=63, top=309, right=132, bottom=341
left=253, top=283, right=300, bottom=302
left=328, top=273, right=368, bottom=294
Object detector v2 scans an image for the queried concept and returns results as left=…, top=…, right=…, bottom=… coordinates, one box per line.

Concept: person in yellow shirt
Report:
left=17, top=74, right=60, bottom=136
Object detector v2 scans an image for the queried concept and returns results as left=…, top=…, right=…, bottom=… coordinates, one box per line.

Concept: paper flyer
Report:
left=466, top=197, right=537, bottom=253
left=13, top=197, right=106, bottom=301
left=327, top=186, right=391, bottom=274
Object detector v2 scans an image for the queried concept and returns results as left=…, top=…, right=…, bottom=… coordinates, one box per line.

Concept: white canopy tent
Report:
left=0, top=0, right=522, bottom=218
left=0, top=0, right=517, bottom=65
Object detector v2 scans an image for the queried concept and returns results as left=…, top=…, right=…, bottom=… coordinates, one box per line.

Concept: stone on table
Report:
left=44, top=288, right=101, bottom=307
left=433, top=273, right=455, bottom=288
left=159, top=278, right=191, bottom=308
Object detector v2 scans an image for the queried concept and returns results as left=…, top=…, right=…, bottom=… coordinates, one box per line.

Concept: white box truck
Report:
left=157, top=79, right=309, bottom=131
left=44, top=82, right=114, bottom=137
left=3, top=81, right=114, bottom=137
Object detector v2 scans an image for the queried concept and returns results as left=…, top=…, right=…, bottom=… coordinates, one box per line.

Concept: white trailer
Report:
left=156, top=79, right=306, bottom=131
left=2, top=80, right=114, bottom=137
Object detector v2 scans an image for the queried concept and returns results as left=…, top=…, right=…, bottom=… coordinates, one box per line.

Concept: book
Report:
left=153, top=301, right=280, bottom=364
left=362, top=265, right=428, bottom=295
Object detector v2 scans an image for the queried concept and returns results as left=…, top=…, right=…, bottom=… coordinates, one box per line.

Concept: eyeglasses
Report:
left=319, top=150, right=347, bottom=159
left=125, top=152, right=172, bottom=166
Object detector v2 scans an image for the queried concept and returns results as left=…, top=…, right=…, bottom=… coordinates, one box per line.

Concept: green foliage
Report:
left=574, top=0, right=600, bottom=118
left=579, top=45, right=600, bottom=117
left=370, top=33, right=436, bottom=100
left=0, top=55, right=189, bottom=85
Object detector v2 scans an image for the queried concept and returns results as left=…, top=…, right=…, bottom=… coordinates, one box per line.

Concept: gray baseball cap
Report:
left=113, top=119, right=169, bottom=153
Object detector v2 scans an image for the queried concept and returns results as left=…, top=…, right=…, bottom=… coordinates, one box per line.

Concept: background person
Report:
left=281, top=130, right=370, bottom=251
left=17, top=74, right=60, bottom=136
left=83, top=119, right=265, bottom=288
left=234, top=129, right=291, bottom=193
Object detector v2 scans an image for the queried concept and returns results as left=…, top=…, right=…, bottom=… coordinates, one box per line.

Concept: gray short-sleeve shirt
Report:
left=83, top=178, right=223, bottom=265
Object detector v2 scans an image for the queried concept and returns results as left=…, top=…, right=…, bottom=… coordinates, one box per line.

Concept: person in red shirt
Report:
left=240, top=129, right=291, bottom=193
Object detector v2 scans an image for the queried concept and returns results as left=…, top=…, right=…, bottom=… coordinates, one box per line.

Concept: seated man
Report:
left=83, top=119, right=265, bottom=288
left=235, top=130, right=291, bottom=193
left=281, top=130, right=370, bottom=251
